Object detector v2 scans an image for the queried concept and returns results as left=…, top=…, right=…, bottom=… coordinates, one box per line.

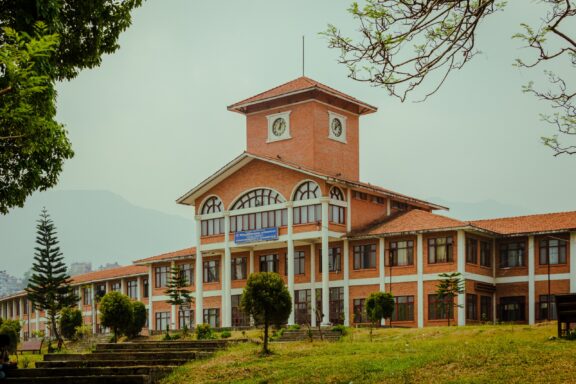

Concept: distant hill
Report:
left=428, top=197, right=534, bottom=221
left=0, top=190, right=195, bottom=277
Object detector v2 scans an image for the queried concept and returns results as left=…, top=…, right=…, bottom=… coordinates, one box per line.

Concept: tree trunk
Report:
left=50, top=311, right=62, bottom=349
left=263, top=314, right=269, bottom=354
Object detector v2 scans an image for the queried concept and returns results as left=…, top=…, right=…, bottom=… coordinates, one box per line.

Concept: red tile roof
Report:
left=471, top=211, right=576, bottom=235
left=133, top=247, right=195, bottom=264
left=71, top=265, right=148, bottom=285
left=227, top=76, right=377, bottom=113
left=351, top=209, right=468, bottom=237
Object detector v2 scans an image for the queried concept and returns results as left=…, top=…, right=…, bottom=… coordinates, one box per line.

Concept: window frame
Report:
left=389, top=240, right=414, bottom=266
left=203, top=260, right=220, bottom=283
left=427, top=237, right=454, bottom=264
left=466, top=238, right=478, bottom=264
left=231, top=257, right=248, bottom=280
left=154, top=266, right=170, bottom=288
left=353, top=244, right=377, bottom=270
left=499, top=241, right=525, bottom=268
left=539, top=239, right=567, bottom=265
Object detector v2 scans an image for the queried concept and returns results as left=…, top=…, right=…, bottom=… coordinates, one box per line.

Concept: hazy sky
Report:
left=33, top=0, right=576, bottom=219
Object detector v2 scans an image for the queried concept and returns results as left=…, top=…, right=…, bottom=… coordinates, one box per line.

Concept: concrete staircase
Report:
left=6, top=340, right=229, bottom=383
left=277, top=329, right=342, bottom=342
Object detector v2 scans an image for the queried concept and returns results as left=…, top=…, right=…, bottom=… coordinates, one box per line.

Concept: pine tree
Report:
left=436, top=272, right=465, bottom=326
left=26, top=208, right=78, bottom=347
left=165, top=265, right=193, bottom=334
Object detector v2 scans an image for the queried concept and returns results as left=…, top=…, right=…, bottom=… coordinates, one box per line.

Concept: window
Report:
left=111, top=281, right=121, bottom=292
left=370, top=195, right=385, bottom=205
left=95, top=284, right=106, bottom=301
left=293, top=204, right=322, bottom=225
left=201, top=218, right=225, bottom=236
left=230, top=209, right=288, bottom=232
left=466, top=238, right=478, bottom=264
left=480, top=295, right=492, bottom=321
left=231, top=188, right=285, bottom=210
left=353, top=191, right=367, bottom=200
left=232, top=257, right=247, bottom=280
left=127, top=280, right=138, bottom=299
left=353, top=244, right=376, bottom=270
left=480, top=241, right=492, bottom=267
left=353, top=298, right=367, bottom=323
left=15, top=300, right=20, bottom=316
left=143, top=278, right=149, bottom=298
left=203, top=260, right=220, bottom=283
left=203, top=308, right=220, bottom=328
left=539, top=239, right=567, bottom=265
left=83, top=287, right=92, bottom=306
left=428, top=294, right=453, bottom=320
left=389, top=240, right=414, bottom=266
left=538, top=295, right=557, bottom=321
left=294, top=289, right=311, bottom=325
left=428, top=237, right=453, bottom=264
left=155, top=266, right=170, bottom=288
left=231, top=295, right=249, bottom=326
left=260, top=254, right=279, bottom=273
left=391, top=201, right=408, bottom=211
left=319, top=247, right=342, bottom=273
left=22, top=299, right=28, bottom=315
left=293, top=181, right=320, bottom=200
left=329, top=287, right=344, bottom=324
left=179, top=309, right=194, bottom=329
left=329, top=205, right=345, bottom=224
left=285, top=251, right=305, bottom=275
left=391, top=296, right=414, bottom=321
left=201, top=196, right=223, bottom=214
left=155, top=312, right=170, bottom=331
left=330, top=187, right=345, bottom=201
left=499, top=296, right=525, bottom=322
left=499, top=242, right=525, bottom=268
left=179, top=263, right=194, bottom=285
left=466, top=294, right=478, bottom=320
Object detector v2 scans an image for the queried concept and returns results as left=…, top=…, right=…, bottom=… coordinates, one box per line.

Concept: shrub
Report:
left=126, top=301, right=147, bottom=338
left=196, top=323, right=214, bottom=340
left=60, top=307, right=83, bottom=340
left=220, top=330, right=231, bottom=339
left=288, top=324, right=301, bottom=330
left=99, top=291, right=133, bottom=342
left=75, top=324, right=92, bottom=340
left=332, top=324, right=348, bottom=335
left=0, top=326, right=18, bottom=354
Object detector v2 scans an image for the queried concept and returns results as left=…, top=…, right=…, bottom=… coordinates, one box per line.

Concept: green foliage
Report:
left=366, top=292, right=395, bottom=340
left=332, top=324, right=348, bottom=336
left=74, top=324, right=92, bottom=340
left=26, top=209, right=78, bottom=345
left=195, top=323, right=214, bottom=340
left=59, top=307, right=82, bottom=340
left=220, top=330, right=231, bottom=339
left=288, top=324, right=300, bottom=331
left=241, top=272, right=292, bottom=353
left=126, top=301, right=147, bottom=338
left=436, top=272, right=465, bottom=326
left=99, top=291, right=133, bottom=343
left=165, top=265, right=193, bottom=337
left=0, top=322, right=19, bottom=354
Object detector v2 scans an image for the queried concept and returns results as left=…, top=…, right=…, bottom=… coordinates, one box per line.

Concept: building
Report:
left=1, top=76, right=575, bottom=338
left=0, top=270, right=22, bottom=298
left=69, top=262, right=92, bottom=276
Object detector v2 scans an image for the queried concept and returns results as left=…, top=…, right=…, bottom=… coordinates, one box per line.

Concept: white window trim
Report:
left=328, top=111, right=347, bottom=143
left=266, top=111, right=292, bottom=143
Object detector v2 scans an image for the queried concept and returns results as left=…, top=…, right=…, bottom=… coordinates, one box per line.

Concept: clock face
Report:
left=272, top=117, right=286, bottom=137
left=331, top=118, right=343, bottom=137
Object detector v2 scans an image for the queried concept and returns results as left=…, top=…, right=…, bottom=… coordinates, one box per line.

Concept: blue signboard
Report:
left=234, top=227, right=279, bottom=244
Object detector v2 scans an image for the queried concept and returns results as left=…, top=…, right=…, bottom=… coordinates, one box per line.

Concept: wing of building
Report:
left=2, top=77, right=576, bottom=337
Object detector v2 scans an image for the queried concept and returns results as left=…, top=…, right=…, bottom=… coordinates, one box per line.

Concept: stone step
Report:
left=43, top=351, right=199, bottom=361
left=36, top=359, right=191, bottom=368
left=7, top=366, right=172, bottom=378
left=5, top=374, right=149, bottom=384
left=96, top=343, right=222, bottom=351
left=95, top=347, right=211, bottom=353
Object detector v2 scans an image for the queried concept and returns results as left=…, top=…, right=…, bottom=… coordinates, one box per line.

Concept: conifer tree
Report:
left=165, top=265, right=193, bottom=333
left=26, top=208, right=78, bottom=347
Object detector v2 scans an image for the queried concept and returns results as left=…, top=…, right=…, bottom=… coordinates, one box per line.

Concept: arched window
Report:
left=231, top=189, right=286, bottom=210
left=330, top=187, right=345, bottom=201
left=201, top=196, right=223, bottom=214
left=293, top=181, right=320, bottom=201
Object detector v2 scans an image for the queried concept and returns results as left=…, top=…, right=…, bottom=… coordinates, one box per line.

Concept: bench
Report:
left=17, top=339, right=43, bottom=354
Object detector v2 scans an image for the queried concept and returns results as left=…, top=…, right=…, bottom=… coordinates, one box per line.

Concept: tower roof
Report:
left=227, top=76, right=377, bottom=115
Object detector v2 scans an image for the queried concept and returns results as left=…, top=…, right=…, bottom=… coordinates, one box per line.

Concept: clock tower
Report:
left=227, top=77, right=377, bottom=182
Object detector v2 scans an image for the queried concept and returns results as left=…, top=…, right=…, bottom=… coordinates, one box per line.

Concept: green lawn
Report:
left=161, top=323, right=576, bottom=384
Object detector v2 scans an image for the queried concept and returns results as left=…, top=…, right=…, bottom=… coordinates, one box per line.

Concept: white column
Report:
left=346, top=189, right=352, bottom=232
left=379, top=237, right=386, bottom=326
left=195, top=215, right=204, bottom=325
left=18, top=299, right=24, bottom=339
left=120, top=278, right=126, bottom=296
left=386, top=199, right=391, bottom=216
left=136, top=277, right=142, bottom=301
left=147, top=265, right=154, bottom=332
left=321, top=197, right=330, bottom=325
left=457, top=230, right=466, bottom=326
left=249, top=249, right=255, bottom=275
left=417, top=234, right=424, bottom=328
left=492, top=238, right=497, bottom=325
left=528, top=236, right=535, bottom=325
left=310, top=242, right=317, bottom=327
left=11, top=300, right=16, bottom=319
left=0, top=302, right=3, bottom=318
left=170, top=261, right=177, bottom=330
left=91, top=283, right=97, bottom=334
left=570, top=232, right=576, bottom=293
left=223, top=212, right=232, bottom=328
left=286, top=202, right=295, bottom=325
left=343, top=239, right=350, bottom=327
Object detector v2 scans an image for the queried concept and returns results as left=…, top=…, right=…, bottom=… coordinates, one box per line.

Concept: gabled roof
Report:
left=350, top=209, right=470, bottom=238
left=176, top=152, right=446, bottom=211
left=133, top=247, right=196, bottom=265
left=227, top=76, right=377, bottom=115
left=471, top=211, right=576, bottom=236
left=71, top=265, right=148, bottom=285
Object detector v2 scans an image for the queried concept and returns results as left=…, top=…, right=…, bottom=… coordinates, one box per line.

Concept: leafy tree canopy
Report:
left=325, top=0, right=576, bottom=155
left=99, top=291, right=133, bottom=342
left=126, top=301, right=147, bottom=338
left=59, top=307, right=83, bottom=340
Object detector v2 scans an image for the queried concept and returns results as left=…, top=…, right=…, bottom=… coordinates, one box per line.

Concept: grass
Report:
left=161, top=323, right=576, bottom=384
